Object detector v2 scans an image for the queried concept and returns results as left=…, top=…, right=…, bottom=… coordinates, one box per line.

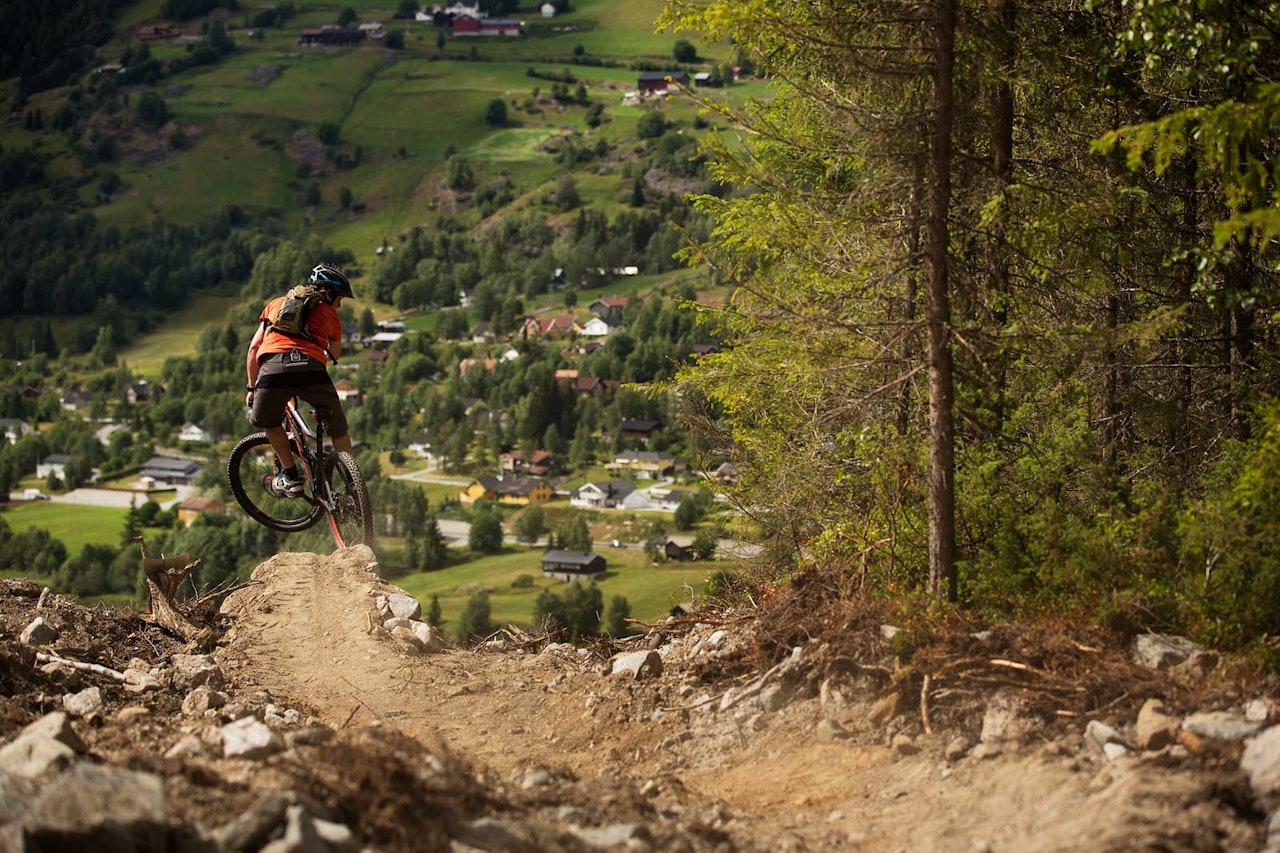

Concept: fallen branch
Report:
left=35, top=651, right=128, bottom=683
left=920, top=673, right=933, bottom=736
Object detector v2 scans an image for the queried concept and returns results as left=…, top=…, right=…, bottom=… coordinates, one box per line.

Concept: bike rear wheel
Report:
left=227, top=432, right=324, bottom=533
left=323, top=450, right=374, bottom=547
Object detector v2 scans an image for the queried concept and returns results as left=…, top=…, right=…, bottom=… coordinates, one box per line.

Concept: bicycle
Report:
left=227, top=397, right=374, bottom=549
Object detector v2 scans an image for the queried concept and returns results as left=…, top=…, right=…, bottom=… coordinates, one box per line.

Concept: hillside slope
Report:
left=0, top=549, right=1270, bottom=850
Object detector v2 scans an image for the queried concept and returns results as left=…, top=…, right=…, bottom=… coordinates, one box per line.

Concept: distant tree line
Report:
left=161, top=0, right=238, bottom=23
left=0, top=0, right=126, bottom=98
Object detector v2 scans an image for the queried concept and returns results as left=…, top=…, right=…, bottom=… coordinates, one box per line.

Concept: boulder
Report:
left=22, top=764, right=167, bottom=852
left=1136, top=699, right=1181, bottom=750
left=384, top=593, right=422, bottom=621
left=19, top=617, right=58, bottom=646
left=62, top=687, right=103, bottom=719
left=1241, top=726, right=1280, bottom=809
left=1132, top=633, right=1202, bottom=670
left=170, top=654, right=225, bottom=690
left=220, top=717, right=281, bottom=760
left=611, top=650, right=662, bottom=680
left=1183, top=711, right=1264, bottom=742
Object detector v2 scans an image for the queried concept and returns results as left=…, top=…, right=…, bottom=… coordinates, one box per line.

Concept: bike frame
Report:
left=281, top=397, right=348, bottom=546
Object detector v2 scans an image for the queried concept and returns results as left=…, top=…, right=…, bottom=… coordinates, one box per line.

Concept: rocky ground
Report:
left=1, top=546, right=1279, bottom=851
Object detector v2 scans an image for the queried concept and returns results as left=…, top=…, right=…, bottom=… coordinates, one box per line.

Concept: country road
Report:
left=6, top=487, right=191, bottom=510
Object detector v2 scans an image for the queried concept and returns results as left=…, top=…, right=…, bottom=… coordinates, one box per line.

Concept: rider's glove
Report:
left=245, top=386, right=255, bottom=408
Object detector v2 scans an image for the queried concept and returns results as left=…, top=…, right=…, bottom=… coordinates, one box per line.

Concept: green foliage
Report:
left=636, top=109, right=668, bottom=140
left=1177, top=401, right=1280, bottom=648
left=673, top=495, right=699, bottom=531
left=484, top=98, right=508, bottom=127
left=468, top=506, right=505, bottom=553
left=426, top=593, right=443, bottom=626
left=534, top=581, right=602, bottom=641
left=673, top=39, right=697, bottom=63
left=603, top=594, right=631, bottom=637
left=136, top=91, right=170, bottom=127
left=0, top=0, right=124, bottom=95
left=705, top=569, right=735, bottom=597
left=513, top=504, right=546, bottom=542
left=318, top=122, right=341, bottom=146
left=445, top=156, right=476, bottom=191
left=456, top=589, right=493, bottom=641
left=555, top=513, right=591, bottom=552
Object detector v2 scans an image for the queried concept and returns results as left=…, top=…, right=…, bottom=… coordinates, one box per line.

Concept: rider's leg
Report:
left=332, top=432, right=353, bottom=453
left=264, top=425, right=296, bottom=469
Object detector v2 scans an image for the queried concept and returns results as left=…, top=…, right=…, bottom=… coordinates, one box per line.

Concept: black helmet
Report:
left=309, top=263, right=354, bottom=299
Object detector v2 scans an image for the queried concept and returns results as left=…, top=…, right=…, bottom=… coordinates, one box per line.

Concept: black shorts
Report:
left=250, top=352, right=349, bottom=437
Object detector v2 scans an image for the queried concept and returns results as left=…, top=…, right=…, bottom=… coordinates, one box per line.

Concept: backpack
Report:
left=268, top=284, right=325, bottom=340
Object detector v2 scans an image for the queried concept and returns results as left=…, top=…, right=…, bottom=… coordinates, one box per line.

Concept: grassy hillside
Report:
left=75, top=0, right=737, bottom=270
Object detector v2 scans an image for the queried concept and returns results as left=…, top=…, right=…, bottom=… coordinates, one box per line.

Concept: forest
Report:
left=655, top=0, right=1280, bottom=659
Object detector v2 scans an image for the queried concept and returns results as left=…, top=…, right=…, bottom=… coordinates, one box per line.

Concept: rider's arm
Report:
left=246, top=320, right=267, bottom=387
left=321, top=306, right=342, bottom=363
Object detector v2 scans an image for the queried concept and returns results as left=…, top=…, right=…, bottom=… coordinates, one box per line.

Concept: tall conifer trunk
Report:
left=927, top=0, right=959, bottom=603
left=986, top=0, right=1015, bottom=434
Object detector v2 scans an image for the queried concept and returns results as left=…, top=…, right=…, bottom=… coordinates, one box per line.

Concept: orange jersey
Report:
left=257, top=295, right=342, bottom=363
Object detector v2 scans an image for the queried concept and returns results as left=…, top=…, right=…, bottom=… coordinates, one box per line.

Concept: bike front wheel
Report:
left=227, top=432, right=324, bottom=533
left=323, top=450, right=374, bottom=548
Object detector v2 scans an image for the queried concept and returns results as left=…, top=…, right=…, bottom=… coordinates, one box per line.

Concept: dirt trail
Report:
left=217, top=548, right=1262, bottom=852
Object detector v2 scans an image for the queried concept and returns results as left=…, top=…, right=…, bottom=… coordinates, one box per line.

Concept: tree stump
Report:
left=135, top=536, right=211, bottom=647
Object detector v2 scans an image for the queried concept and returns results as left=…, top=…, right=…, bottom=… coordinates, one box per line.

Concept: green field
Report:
left=393, top=545, right=717, bottom=632
left=117, top=294, right=242, bottom=377
left=0, top=502, right=129, bottom=555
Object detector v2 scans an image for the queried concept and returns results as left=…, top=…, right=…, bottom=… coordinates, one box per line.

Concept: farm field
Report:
left=393, top=545, right=717, bottom=632
left=0, top=501, right=129, bottom=556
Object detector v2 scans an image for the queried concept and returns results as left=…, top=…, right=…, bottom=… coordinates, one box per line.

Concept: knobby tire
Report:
left=323, top=450, right=374, bottom=548
left=226, top=432, right=324, bottom=533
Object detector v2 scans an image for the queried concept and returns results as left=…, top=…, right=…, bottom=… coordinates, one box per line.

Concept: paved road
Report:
left=389, top=470, right=471, bottom=487
left=7, top=487, right=191, bottom=510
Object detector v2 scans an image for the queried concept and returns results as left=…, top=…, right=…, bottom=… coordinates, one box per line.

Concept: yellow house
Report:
left=460, top=476, right=555, bottom=508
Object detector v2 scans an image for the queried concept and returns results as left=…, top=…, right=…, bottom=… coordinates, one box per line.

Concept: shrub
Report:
left=1178, top=400, right=1280, bottom=651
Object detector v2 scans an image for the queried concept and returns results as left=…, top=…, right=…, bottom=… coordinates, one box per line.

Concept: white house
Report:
left=540, top=2, right=556, bottom=16
left=579, top=317, right=612, bottom=338
left=37, top=454, right=69, bottom=480
left=570, top=480, right=636, bottom=510
left=0, top=418, right=31, bottom=444
left=407, top=431, right=432, bottom=457
left=358, top=21, right=385, bottom=38
left=442, top=0, right=482, bottom=18
left=178, top=423, right=213, bottom=444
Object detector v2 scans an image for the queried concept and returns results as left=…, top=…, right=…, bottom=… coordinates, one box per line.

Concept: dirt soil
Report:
left=0, top=546, right=1272, bottom=851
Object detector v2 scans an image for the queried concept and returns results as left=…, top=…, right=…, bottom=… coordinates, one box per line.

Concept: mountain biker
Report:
left=244, top=263, right=355, bottom=497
